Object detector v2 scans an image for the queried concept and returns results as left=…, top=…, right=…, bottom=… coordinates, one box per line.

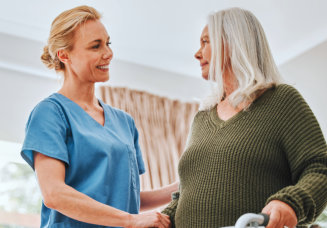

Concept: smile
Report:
left=96, top=65, right=109, bottom=70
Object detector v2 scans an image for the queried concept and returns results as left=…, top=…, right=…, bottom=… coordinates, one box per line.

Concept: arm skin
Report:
left=34, top=152, right=170, bottom=228
left=140, top=182, right=179, bottom=212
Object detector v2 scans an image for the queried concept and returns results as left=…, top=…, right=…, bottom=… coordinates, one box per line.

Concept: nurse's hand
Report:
left=262, top=200, right=297, bottom=228
left=127, top=211, right=170, bottom=228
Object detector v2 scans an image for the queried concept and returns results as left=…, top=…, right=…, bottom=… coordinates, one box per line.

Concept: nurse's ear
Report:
left=57, top=49, right=70, bottom=65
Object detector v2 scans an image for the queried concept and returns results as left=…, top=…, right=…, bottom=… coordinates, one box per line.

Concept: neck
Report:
left=220, top=69, right=248, bottom=111
left=220, top=70, right=266, bottom=110
left=58, top=73, right=97, bottom=107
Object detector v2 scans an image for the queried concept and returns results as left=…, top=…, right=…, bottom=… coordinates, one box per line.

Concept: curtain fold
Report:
left=99, top=86, right=199, bottom=190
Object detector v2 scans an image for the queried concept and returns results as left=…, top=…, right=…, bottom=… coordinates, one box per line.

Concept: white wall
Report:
left=103, top=59, right=209, bottom=102
left=0, top=69, right=60, bottom=143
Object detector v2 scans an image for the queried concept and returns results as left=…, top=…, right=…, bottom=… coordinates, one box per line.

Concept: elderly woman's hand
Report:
left=262, top=200, right=297, bottom=228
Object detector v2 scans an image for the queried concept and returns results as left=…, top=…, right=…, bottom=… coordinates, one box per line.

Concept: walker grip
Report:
left=258, top=213, right=269, bottom=226
left=234, top=213, right=270, bottom=228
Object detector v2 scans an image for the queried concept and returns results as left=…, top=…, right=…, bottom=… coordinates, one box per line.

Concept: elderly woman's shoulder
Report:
left=273, top=84, right=303, bottom=99
left=270, top=84, right=308, bottom=109
left=275, top=84, right=299, bottom=94
left=197, top=105, right=215, bottom=116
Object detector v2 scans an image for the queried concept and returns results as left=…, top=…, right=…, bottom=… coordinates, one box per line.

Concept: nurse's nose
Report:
left=103, top=46, right=113, bottom=60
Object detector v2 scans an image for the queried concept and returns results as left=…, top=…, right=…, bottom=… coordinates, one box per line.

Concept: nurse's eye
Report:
left=92, top=44, right=100, bottom=49
left=106, top=42, right=111, bottom=47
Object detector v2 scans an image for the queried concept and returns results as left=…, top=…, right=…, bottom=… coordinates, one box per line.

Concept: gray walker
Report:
left=223, top=213, right=270, bottom=228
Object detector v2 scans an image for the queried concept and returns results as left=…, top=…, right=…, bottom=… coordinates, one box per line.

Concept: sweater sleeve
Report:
left=162, top=191, right=180, bottom=228
left=266, top=85, right=327, bottom=225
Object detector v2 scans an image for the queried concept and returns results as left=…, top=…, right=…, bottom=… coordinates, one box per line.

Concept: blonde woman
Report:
left=163, top=7, right=327, bottom=228
left=21, top=5, right=175, bottom=228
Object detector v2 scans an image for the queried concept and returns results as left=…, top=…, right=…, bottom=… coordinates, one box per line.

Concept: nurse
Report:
left=21, top=5, right=174, bottom=228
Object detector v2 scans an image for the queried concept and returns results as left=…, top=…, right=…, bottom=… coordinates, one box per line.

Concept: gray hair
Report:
left=200, top=7, right=282, bottom=110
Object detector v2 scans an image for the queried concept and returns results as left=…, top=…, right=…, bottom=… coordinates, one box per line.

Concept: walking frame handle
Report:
left=234, top=213, right=269, bottom=228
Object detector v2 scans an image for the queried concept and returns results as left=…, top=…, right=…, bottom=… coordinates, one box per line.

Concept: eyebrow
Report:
left=201, top=35, right=209, bottom=40
left=88, top=36, right=110, bottom=44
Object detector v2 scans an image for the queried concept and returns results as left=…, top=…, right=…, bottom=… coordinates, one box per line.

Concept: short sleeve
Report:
left=21, top=100, right=70, bottom=170
left=132, top=119, right=146, bottom=175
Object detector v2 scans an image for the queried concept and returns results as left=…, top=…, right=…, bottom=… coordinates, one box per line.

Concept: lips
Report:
left=200, top=62, right=209, bottom=67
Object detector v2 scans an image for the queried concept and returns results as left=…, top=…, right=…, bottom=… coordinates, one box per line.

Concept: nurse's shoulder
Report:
left=26, top=94, right=69, bottom=129
left=101, top=102, right=136, bottom=126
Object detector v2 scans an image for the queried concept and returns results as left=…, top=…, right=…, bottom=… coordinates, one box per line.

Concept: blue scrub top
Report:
left=21, top=93, right=145, bottom=228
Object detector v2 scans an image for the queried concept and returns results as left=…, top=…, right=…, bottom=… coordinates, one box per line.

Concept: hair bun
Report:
left=41, top=45, right=55, bottom=69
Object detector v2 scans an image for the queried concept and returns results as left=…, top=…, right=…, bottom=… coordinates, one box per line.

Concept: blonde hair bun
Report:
left=41, top=45, right=55, bottom=69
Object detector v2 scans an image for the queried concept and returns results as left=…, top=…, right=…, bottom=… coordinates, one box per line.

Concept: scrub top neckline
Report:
left=53, top=93, right=108, bottom=128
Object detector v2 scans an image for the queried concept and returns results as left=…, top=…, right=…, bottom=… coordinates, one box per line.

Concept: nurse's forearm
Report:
left=35, top=152, right=132, bottom=227
left=44, top=182, right=132, bottom=227
left=140, top=181, right=179, bottom=211
left=34, top=152, right=170, bottom=227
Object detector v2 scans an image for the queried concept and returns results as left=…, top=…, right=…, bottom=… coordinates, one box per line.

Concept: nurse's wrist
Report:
left=122, top=212, right=134, bottom=228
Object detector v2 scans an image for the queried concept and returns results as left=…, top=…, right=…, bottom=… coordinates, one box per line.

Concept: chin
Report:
left=99, top=74, right=110, bottom=82
left=202, top=74, right=209, bottom=80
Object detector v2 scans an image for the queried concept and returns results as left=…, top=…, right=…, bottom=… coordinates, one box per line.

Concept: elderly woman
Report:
left=162, top=7, right=327, bottom=228
left=21, top=5, right=176, bottom=228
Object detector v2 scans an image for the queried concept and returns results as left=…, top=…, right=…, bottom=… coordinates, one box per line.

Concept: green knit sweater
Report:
left=162, top=84, right=327, bottom=227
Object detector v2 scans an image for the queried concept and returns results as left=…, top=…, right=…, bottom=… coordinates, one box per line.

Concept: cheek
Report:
left=70, top=52, right=99, bottom=75
left=204, top=45, right=212, bottom=61
left=80, top=58, right=95, bottom=72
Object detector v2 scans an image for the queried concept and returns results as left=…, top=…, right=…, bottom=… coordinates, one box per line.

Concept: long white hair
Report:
left=200, top=7, right=282, bottom=110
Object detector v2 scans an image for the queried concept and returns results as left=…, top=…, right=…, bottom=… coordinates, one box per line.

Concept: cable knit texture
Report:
left=162, top=84, right=327, bottom=228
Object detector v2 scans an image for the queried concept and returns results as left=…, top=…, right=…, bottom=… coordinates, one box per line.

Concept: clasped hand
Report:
left=127, top=211, right=171, bottom=228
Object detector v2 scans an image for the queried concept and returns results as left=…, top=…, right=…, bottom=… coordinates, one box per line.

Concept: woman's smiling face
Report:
left=65, top=19, right=113, bottom=83
left=194, top=26, right=211, bottom=80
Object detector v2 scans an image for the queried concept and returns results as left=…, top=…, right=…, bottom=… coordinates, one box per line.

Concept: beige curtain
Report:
left=99, top=86, right=199, bottom=190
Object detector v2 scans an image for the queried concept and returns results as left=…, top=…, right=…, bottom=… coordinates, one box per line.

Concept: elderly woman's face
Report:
left=195, top=26, right=211, bottom=80
left=65, top=19, right=113, bottom=83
